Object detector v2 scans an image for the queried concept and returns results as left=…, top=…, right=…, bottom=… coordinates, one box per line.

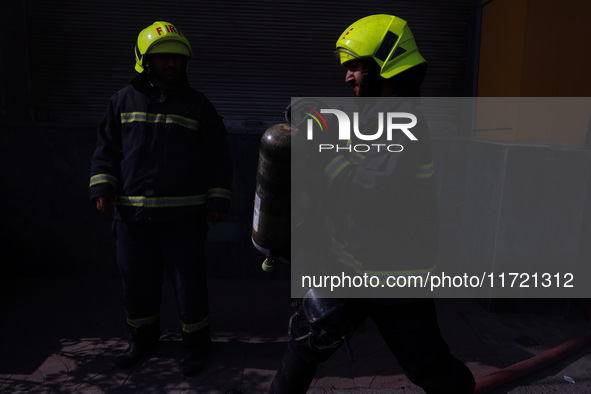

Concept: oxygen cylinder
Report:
left=252, top=123, right=292, bottom=271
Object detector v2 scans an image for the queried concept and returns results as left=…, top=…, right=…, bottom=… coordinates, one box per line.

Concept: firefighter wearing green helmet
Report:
left=335, top=14, right=429, bottom=98
left=134, top=21, right=192, bottom=74
left=89, top=21, right=232, bottom=376
left=268, top=15, right=476, bottom=393
left=335, top=14, right=426, bottom=79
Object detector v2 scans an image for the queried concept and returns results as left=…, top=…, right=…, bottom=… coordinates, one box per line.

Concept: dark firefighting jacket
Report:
left=319, top=96, right=438, bottom=282
left=89, top=74, right=232, bottom=222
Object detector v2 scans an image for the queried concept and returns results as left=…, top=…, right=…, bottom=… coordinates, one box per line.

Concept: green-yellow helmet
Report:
left=335, top=14, right=426, bottom=79
left=134, top=21, right=192, bottom=73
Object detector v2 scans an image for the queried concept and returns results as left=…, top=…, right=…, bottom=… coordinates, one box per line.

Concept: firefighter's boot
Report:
left=269, top=342, right=319, bottom=394
left=180, top=327, right=211, bottom=376
left=115, top=322, right=160, bottom=368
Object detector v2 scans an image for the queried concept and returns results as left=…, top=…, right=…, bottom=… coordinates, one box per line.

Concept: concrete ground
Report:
left=0, top=276, right=590, bottom=393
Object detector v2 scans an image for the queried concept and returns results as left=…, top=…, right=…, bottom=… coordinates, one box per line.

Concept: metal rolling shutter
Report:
left=25, top=0, right=472, bottom=132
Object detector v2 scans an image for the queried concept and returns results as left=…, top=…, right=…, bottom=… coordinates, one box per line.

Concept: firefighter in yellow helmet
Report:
left=89, top=21, right=232, bottom=375
left=335, top=14, right=427, bottom=97
left=134, top=21, right=191, bottom=74
left=268, top=15, right=475, bottom=393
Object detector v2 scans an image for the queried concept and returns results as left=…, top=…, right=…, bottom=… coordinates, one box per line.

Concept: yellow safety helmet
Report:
left=335, top=14, right=426, bottom=79
left=134, top=21, right=192, bottom=73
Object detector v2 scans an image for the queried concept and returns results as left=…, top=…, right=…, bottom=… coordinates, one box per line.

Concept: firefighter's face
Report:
left=345, top=61, right=364, bottom=97
left=149, top=53, right=185, bottom=85
left=344, top=60, right=382, bottom=97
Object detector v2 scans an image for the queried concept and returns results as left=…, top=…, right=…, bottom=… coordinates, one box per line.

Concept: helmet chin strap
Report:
left=144, top=62, right=159, bottom=90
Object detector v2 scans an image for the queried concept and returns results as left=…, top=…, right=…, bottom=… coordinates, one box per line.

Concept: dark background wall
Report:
left=0, top=0, right=475, bottom=278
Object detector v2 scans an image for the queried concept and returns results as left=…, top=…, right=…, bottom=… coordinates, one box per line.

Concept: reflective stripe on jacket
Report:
left=89, top=74, right=232, bottom=221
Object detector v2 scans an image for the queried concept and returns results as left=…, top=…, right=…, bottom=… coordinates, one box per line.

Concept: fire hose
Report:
left=475, top=299, right=591, bottom=393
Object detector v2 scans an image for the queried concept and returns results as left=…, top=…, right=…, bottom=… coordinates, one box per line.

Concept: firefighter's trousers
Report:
left=270, top=298, right=475, bottom=394
left=114, top=212, right=210, bottom=349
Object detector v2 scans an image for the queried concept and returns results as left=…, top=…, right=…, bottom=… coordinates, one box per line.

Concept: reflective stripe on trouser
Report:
left=181, top=315, right=210, bottom=334
left=115, top=214, right=210, bottom=337
left=127, top=314, right=159, bottom=328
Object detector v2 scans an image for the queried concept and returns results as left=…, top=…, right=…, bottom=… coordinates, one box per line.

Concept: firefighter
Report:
left=269, top=15, right=475, bottom=393
left=89, top=21, right=232, bottom=376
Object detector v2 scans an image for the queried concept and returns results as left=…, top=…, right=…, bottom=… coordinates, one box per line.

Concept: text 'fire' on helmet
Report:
left=335, top=14, right=426, bottom=79
left=134, top=21, right=192, bottom=73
